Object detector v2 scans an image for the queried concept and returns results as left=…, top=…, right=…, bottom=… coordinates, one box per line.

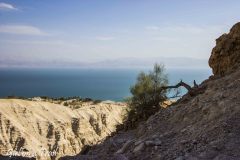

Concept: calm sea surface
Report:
left=0, top=68, right=211, bottom=101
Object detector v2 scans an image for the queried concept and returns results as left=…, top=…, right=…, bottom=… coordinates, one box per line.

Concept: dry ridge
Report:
left=0, top=99, right=127, bottom=160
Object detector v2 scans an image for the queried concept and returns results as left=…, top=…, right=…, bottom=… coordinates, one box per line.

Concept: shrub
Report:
left=63, top=102, right=69, bottom=106
left=93, top=100, right=102, bottom=104
left=82, top=98, right=92, bottom=102
left=127, top=63, right=168, bottom=125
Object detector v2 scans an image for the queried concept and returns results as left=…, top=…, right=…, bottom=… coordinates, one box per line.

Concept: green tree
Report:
left=128, top=63, right=168, bottom=122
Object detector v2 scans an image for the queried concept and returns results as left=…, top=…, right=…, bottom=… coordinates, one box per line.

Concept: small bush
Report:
left=82, top=98, right=92, bottom=102
left=40, top=96, right=49, bottom=100
left=93, top=100, right=102, bottom=104
left=74, top=105, right=81, bottom=109
left=63, top=102, right=69, bottom=106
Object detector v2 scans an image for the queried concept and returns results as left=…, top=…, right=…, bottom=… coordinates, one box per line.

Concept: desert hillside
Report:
left=0, top=99, right=127, bottom=159
left=61, top=23, right=240, bottom=160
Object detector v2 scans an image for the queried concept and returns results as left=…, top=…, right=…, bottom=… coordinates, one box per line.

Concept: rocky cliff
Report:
left=63, top=22, right=240, bottom=160
left=0, top=99, right=127, bottom=159
left=209, top=22, right=240, bottom=76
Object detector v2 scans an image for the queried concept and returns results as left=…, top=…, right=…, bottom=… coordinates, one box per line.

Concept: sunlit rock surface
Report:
left=0, top=99, right=127, bottom=159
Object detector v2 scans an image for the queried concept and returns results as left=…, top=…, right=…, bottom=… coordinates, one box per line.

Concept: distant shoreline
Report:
left=1, top=96, right=124, bottom=103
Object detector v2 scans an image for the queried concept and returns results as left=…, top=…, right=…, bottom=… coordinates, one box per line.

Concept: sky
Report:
left=0, top=0, right=240, bottom=68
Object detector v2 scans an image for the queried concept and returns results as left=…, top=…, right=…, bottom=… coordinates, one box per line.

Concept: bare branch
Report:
left=194, top=80, right=199, bottom=88
left=162, top=80, right=192, bottom=91
left=161, top=80, right=204, bottom=97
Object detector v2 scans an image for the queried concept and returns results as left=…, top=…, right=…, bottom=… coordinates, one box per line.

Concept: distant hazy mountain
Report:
left=92, top=57, right=208, bottom=69
left=0, top=57, right=208, bottom=69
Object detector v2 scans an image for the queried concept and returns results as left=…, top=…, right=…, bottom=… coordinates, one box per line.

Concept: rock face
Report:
left=64, top=22, right=240, bottom=160
left=209, top=22, right=240, bottom=76
left=0, top=99, right=127, bottom=160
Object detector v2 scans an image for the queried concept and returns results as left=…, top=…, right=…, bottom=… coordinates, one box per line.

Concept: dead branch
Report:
left=162, top=80, right=203, bottom=97
left=162, top=80, right=192, bottom=91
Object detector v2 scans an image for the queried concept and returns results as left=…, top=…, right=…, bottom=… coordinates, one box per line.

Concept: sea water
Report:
left=0, top=68, right=211, bottom=101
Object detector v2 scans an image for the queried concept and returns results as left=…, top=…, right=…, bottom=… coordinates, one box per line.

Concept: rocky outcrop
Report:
left=0, top=99, right=127, bottom=160
left=209, top=22, right=240, bottom=76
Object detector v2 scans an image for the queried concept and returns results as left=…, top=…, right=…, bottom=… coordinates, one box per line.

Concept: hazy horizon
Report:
left=0, top=56, right=209, bottom=69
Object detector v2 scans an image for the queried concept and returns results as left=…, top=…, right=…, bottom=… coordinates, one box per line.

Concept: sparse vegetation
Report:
left=82, top=98, right=93, bottom=102
left=63, top=102, right=69, bottom=106
left=124, top=63, right=203, bottom=129
left=126, top=63, right=169, bottom=128
left=93, top=100, right=102, bottom=104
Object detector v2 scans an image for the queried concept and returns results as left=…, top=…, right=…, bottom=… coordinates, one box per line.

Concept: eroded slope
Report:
left=0, top=99, right=127, bottom=159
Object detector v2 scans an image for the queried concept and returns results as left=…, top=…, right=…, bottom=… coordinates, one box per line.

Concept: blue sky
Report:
left=0, top=0, right=240, bottom=67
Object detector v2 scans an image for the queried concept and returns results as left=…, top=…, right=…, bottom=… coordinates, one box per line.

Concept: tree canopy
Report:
left=128, top=63, right=168, bottom=122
